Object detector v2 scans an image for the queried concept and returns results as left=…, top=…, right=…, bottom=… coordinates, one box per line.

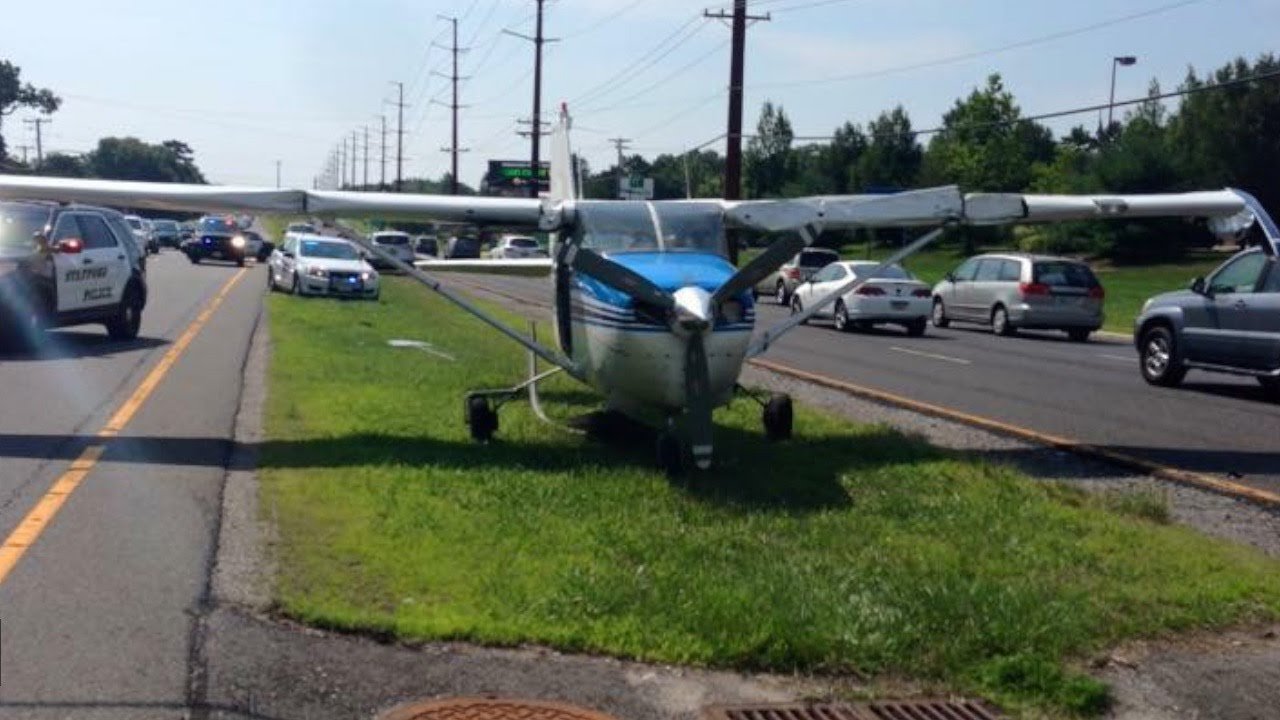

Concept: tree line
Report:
left=1, top=59, right=206, bottom=185
left=581, top=54, right=1280, bottom=261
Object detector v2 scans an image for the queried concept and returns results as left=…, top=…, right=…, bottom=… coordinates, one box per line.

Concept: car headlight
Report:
left=361, top=271, right=375, bottom=281
left=307, top=265, right=328, bottom=278
left=230, top=235, right=246, bottom=248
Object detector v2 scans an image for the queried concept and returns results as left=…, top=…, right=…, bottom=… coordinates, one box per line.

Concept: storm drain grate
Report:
left=706, top=700, right=1004, bottom=720
left=379, top=697, right=624, bottom=720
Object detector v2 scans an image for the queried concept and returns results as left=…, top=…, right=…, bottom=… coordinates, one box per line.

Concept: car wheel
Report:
left=190, top=254, right=201, bottom=265
left=833, top=301, right=851, bottom=332
left=992, top=306, right=1016, bottom=336
left=236, top=256, right=246, bottom=268
left=775, top=282, right=788, bottom=306
left=1139, top=325, right=1186, bottom=387
left=790, top=296, right=807, bottom=324
left=290, top=272, right=300, bottom=296
left=906, top=318, right=928, bottom=337
left=1067, top=328, right=1092, bottom=343
left=106, top=286, right=143, bottom=341
left=931, top=298, right=950, bottom=328
left=1258, top=376, right=1280, bottom=400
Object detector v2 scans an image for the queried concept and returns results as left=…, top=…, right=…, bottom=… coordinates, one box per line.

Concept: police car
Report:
left=0, top=200, right=148, bottom=350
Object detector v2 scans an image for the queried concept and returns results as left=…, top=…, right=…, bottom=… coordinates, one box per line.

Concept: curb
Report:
left=749, top=358, right=1280, bottom=509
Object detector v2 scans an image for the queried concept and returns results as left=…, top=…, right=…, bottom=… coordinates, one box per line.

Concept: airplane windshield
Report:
left=577, top=201, right=725, bottom=255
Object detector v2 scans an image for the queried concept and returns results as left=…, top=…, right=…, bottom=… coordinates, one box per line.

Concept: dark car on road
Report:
left=444, top=235, right=481, bottom=259
left=183, top=216, right=248, bottom=266
left=1135, top=247, right=1280, bottom=397
left=150, top=218, right=181, bottom=249
left=0, top=200, right=148, bottom=350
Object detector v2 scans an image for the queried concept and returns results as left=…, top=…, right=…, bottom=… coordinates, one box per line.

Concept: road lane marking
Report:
left=890, top=346, right=972, bottom=365
left=749, top=357, right=1280, bottom=508
left=1099, top=354, right=1133, bottom=363
left=0, top=268, right=248, bottom=586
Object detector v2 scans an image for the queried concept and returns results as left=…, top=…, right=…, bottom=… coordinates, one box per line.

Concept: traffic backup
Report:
left=0, top=200, right=147, bottom=349
left=182, top=216, right=250, bottom=266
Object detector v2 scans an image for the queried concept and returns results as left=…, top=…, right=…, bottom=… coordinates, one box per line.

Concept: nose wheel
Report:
left=763, top=393, right=793, bottom=441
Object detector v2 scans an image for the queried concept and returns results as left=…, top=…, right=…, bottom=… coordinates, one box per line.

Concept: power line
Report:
left=567, top=15, right=703, bottom=108
left=559, top=0, right=646, bottom=39
left=751, top=0, right=1215, bottom=90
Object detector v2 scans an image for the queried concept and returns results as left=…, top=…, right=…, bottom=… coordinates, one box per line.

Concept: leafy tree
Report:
left=87, top=137, right=207, bottom=183
left=0, top=60, right=60, bottom=161
left=923, top=74, right=1054, bottom=191
left=744, top=101, right=794, bottom=198
left=858, top=107, right=922, bottom=190
left=40, top=153, right=87, bottom=178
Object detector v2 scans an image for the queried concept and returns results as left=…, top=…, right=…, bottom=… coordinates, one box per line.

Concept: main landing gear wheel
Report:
left=656, top=430, right=685, bottom=476
left=466, top=395, right=499, bottom=442
left=763, top=393, right=793, bottom=442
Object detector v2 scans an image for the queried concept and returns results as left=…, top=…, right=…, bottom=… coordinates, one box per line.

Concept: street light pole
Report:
left=1108, top=55, right=1138, bottom=128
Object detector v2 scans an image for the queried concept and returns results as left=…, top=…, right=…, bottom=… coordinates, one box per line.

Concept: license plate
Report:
left=1056, top=296, right=1082, bottom=306
left=891, top=300, right=908, bottom=310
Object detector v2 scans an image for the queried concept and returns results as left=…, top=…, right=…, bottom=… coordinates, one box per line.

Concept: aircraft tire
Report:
left=466, top=396, right=498, bottom=442
left=763, top=393, right=793, bottom=442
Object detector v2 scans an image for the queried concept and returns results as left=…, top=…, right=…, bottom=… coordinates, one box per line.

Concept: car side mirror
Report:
left=944, top=272, right=956, bottom=282
left=1190, top=276, right=1208, bottom=296
left=55, top=238, right=84, bottom=254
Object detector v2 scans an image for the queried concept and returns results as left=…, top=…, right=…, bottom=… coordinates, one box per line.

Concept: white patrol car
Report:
left=0, top=200, right=148, bottom=350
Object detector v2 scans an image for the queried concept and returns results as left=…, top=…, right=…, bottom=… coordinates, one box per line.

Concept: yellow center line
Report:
left=0, top=268, right=248, bottom=586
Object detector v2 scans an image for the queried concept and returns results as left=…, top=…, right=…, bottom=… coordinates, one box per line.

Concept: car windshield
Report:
left=0, top=204, right=48, bottom=258
left=509, top=238, right=539, bottom=248
left=300, top=240, right=358, bottom=260
left=1034, top=261, right=1098, bottom=287
left=288, top=223, right=316, bottom=233
left=799, top=250, right=838, bottom=267
left=199, top=217, right=238, bottom=233
left=850, top=263, right=913, bottom=280
left=153, top=220, right=178, bottom=231
left=374, top=234, right=410, bottom=246
left=126, top=218, right=143, bottom=230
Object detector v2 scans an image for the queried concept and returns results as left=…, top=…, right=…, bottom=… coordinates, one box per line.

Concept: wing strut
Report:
left=348, top=237, right=584, bottom=380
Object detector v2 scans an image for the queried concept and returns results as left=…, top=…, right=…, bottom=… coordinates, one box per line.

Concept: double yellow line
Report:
left=0, top=268, right=248, bottom=586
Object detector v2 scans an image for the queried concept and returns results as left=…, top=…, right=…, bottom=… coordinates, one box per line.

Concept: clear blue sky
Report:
left=4, top=0, right=1278, bottom=190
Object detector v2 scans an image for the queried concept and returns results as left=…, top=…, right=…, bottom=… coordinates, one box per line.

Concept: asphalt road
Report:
left=444, top=272, right=1280, bottom=496
left=0, top=250, right=263, bottom=717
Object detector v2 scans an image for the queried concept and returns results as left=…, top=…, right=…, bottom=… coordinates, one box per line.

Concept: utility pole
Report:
left=363, top=126, right=370, bottom=190
left=1108, top=55, right=1138, bottom=128
left=609, top=137, right=632, bottom=199
left=705, top=1, right=768, bottom=263
left=388, top=81, right=407, bottom=192
left=15, top=144, right=31, bottom=165
left=340, top=139, right=347, bottom=190
left=435, top=15, right=470, bottom=195
left=505, top=1, right=558, bottom=198
left=351, top=130, right=359, bottom=189
left=276, top=160, right=282, bottom=188
left=23, top=118, right=51, bottom=169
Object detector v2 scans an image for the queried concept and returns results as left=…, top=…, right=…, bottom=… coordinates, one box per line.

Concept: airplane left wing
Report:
left=0, top=174, right=303, bottom=214
left=308, top=190, right=555, bottom=229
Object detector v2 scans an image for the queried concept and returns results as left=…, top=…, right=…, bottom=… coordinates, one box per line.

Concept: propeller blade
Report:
left=565, top=245, right=676, bottom=311
left=684, top=332, right=714, bottom=470
left=710, top=224, right=818, bottom=308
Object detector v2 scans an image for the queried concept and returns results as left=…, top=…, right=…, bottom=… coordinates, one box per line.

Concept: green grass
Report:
left=742, top=244, right=1229, bottom=334
left=261, top=279, right=1280, bottom=717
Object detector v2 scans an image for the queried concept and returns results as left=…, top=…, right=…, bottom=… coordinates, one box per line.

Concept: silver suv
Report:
left=1135, top=247, right=1279, bottom=396
left=931, top=253, right=1105, bottom=342
left=755, top=248, right=840, bottom=305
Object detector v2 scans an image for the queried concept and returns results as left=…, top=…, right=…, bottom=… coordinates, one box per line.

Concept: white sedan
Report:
left=490, top=235, right=547, bottom=259
left=268, top=235, right=380, bottom=300
left=789, top=261, right=932, bottom=335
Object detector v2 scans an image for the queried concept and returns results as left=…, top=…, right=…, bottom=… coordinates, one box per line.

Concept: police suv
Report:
left=0, top=200, right=148, bottom=350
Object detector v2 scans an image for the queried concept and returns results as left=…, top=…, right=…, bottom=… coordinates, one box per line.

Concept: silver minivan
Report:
left=931, top=253, right=1105, bottom=342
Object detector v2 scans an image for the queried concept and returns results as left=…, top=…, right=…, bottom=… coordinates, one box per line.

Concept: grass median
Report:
left=260, top=277, right=1280, bottom=716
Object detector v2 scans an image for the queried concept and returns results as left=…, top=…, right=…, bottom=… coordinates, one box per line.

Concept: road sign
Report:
left=618, top=175, right=654, bottom=201
left=483, top=160, right=549, bottom=196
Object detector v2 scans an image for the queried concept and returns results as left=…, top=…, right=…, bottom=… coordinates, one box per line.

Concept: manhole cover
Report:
left=705, top=700, right=1004, bottom=720
left=380, top=698, right=623, bottom=720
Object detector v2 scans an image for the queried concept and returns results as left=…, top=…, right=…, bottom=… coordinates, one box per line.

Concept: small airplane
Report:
left=1, top=107, right=1275, bottom=472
